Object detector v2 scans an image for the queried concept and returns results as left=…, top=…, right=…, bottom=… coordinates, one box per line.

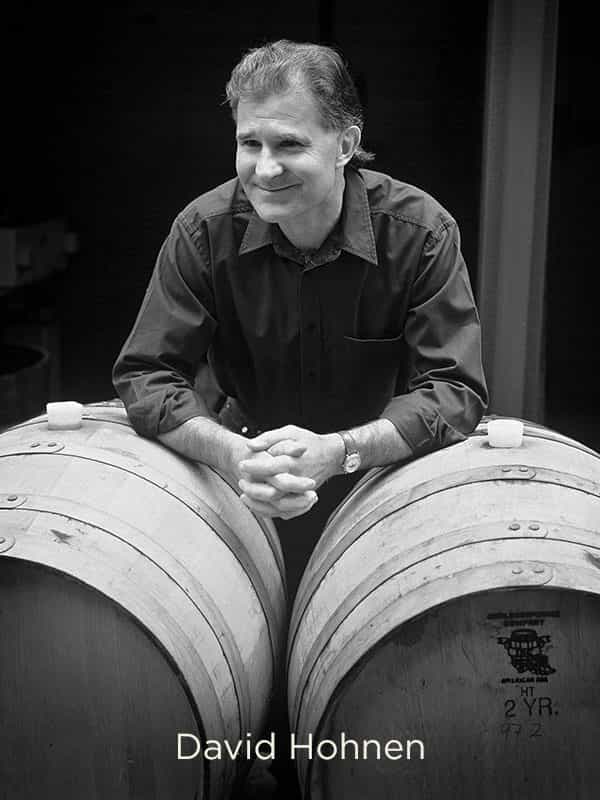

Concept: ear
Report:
left=336, top=125, right=361, bottom=168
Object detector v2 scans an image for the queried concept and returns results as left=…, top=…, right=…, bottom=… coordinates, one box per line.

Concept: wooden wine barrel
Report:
left=288, top=418, right=600, bottom=800
left=0, top=401, right=287, bottom=800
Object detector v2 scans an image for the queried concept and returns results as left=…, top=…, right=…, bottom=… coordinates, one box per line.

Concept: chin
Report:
left=253, top=203, right=294, bottom=224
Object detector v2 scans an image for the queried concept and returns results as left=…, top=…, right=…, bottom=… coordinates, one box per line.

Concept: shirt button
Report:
left=308, top=370, right=316, bottom=380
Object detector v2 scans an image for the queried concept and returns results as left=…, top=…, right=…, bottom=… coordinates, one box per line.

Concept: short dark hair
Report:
left=225, top=40, right=375, bottom=168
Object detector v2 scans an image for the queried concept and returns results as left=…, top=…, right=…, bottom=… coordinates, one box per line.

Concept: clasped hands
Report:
left=235, top=424, right=343, bottom=520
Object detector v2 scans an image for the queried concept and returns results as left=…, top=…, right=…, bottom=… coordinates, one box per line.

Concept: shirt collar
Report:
left=238, top=167, right=379, bottom=267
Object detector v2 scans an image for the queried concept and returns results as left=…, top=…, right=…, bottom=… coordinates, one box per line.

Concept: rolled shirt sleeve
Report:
left=112, top=216, right=217, bottom=438
left=380, top=219, right=488, bottom=456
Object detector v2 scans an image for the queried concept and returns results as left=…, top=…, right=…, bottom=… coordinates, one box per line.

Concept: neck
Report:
left=278, top=171, right=345, bottom=251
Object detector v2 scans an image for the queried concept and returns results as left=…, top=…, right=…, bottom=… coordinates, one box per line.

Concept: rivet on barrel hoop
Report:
left=27, top=441, right=64, bottom=453
left=529, top=523, right=541, bottom=531
left=1, top=495, right=27, bottom=508
left=509, top=522, right=521, bottom=531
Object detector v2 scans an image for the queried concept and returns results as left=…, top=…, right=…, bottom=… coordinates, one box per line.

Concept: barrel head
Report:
left=0, top=559, right=204, bottom=800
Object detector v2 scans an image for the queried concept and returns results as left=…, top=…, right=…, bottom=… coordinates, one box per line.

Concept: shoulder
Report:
left=357, top=168, right=456, bottom=239
left=174, top=177, right=253, bottom=240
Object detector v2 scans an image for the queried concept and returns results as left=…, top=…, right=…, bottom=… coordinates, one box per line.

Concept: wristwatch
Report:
left=339, top=430, right=362, bottom=473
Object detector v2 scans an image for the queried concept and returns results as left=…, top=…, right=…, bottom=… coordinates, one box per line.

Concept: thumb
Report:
left=246, top=427, right=294, bottom=451
left=267, top=439, right=307, bottom=457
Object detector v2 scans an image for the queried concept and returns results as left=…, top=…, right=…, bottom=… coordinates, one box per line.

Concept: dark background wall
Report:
left=3, top=1, right=487, bottom=406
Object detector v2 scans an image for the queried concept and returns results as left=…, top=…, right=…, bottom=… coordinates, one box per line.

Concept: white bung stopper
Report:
left=487, top=418, right=524, bottom=448
left=46, top=401, right=83, bottom=430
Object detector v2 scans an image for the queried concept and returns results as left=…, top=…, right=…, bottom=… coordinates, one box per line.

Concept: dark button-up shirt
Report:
left=113, top=167, right=487, bottom=456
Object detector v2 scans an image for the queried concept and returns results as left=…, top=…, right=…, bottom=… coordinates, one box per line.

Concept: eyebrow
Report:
left=236, top=130, right=311, bottom=144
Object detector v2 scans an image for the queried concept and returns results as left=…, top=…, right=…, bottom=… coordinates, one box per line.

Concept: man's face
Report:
left=235, top=86, right=343, bottom=229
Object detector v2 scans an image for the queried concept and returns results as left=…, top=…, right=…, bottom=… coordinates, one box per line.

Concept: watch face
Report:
left=344, top=453, right=361, bottom=473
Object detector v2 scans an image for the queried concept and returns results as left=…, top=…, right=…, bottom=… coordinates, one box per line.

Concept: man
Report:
left=113, top=40, right=487, bottom=597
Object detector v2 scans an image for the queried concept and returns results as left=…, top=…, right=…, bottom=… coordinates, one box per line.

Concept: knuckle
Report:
left=271, top=476, right=286, bottom=491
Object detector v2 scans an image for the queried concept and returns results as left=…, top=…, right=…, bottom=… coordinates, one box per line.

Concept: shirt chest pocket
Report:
left=343, top=332, right=405, bottom=367
left=344, top=332, right=405, bottom=345
left=336, top=332, right=407, bottom=404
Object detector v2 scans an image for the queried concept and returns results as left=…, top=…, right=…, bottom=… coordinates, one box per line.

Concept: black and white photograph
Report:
left=1, top=1, right=599, bottom=798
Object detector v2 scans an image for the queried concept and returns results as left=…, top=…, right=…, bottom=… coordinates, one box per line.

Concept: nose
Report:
left=255, top=147, right=283, bottom=182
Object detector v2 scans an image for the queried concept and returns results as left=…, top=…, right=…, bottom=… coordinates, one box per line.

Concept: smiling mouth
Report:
left=256, top=185, right=295, bottom=192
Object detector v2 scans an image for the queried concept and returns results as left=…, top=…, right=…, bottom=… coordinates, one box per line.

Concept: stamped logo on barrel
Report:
left=488, top=609, right=559, bottom=679
left=487, top=609, right=560, bottom=739
left=496, top=628, right=556, bottom=676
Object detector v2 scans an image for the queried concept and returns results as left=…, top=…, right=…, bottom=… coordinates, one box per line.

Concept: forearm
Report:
left=157, top=416, right=248, bottom=481
left=345, top=418, right=413, bottom=470
left=325, top=418, right=412, bottom=478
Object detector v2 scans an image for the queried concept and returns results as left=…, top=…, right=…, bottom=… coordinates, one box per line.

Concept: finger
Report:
left=240, top=494, right=281, bottom=518
left=246, top=427, right=298, bottom=451
left=247, top=439, right=306, bottom=458
left=278, top=505, right=316, bottom=520
left=275, top=491, right=319, bottom=519
left=268, top=473, right=316, bottom=493
left=240, top=492, right=317, bottom=520
left=274, top=490, right=318, bottom=513
left=267, top=440, right=307, bottom=458
left=238, top=478, right=283, bottom=503
left=239, top=453, right=297, bottom=477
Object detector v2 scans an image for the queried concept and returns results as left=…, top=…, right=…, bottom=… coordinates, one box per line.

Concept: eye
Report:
left=279, top=140, right=303, bottom=149
left=239, top=139, right=260, bottom=149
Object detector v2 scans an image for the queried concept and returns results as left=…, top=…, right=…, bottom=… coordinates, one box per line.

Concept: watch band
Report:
left=339, top=430, right=361, bottom=473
